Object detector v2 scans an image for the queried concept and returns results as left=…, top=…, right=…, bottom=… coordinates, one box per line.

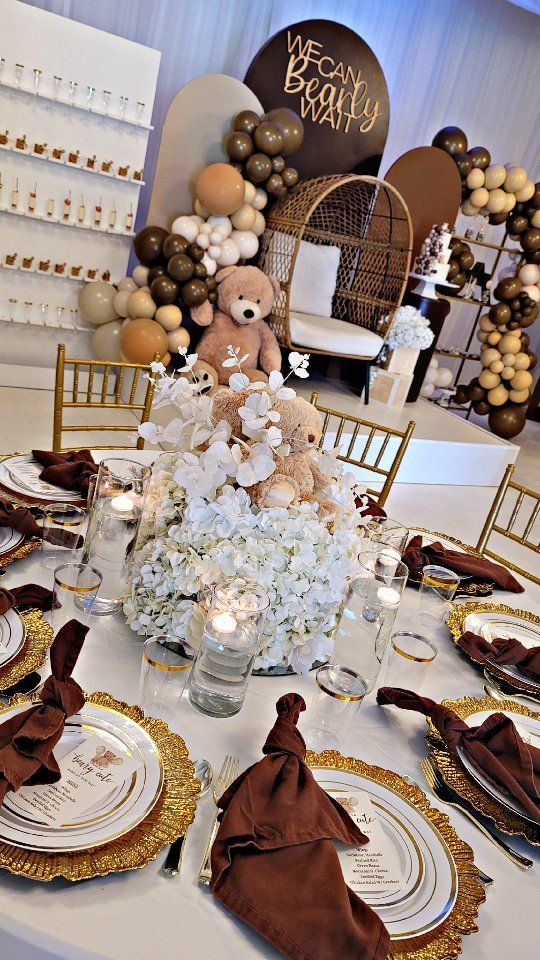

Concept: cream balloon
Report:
left=202, top=253, right=217, bottom=276
left=194, top=198, right=209, bottom=218
left=243, top=180, right=256, bottom=204
left=170, top=216, right=199, bottom=243
left=481, top=347, right=501, bottom=365
left=161, top=351, right=171, bottom=367
left=466, top=168, right=485, bottom=189
left=252, top=188, right=267, bottom=211
left=503, top=166, right=527, bottom=193
left=434, top=366, right=453, bottom=387
left=485, top=189, right=506, bottom=214
left=487, top=331, right=502, bottom=345
left=489, top=360, right=504, bottom=374
left=501, top=354, right=517, bottom=367
left=469, top=187, right=489, bottom=209
left=477, top=331, right=489, bottom=343
left=196, top=233, right=210, bottom=249
left=199, top=222, right=213, bottom=235
left=230, top=203, right=256, bottom=231
left=207, top=216, right=232, bottom=237
left=78, top=281, right=118, bottom=326
left=167, top=327, right=191, bottom=352
left=487, top=384, right=509, bottom=406
left=251, top=210, right=266, bottom=237
left=514, top=352, right=531, bottom=370
left=515, top=180, right=535, bottom=202
left=231, top=230, right=259, bottom=259
left=509, top=389, right=530, bottom=403
left=113, top=289, right=131, bottom=318
left=498, top=334, right=521, bottom=354
left=479, top=369, right=501, bottom=389
left=501, top=366, right=515, bottom=380
left=132, top=265, right=149, bottom=287
left=518, top=263, right=540, bottom=285
left=127, top=290, right=157, bottom=319
left=155, top=304, right=183, bottom=331
left=502, top=192, right=516, bottom=213
left=92, top=320, right=123, bottom=362
left=420, top=381, right=435, bottom=398
left=117, top=277, right=138, bottom=293
left=484, top=165, right=506, bottom=190
left=461, top=200, right=478, bottom=217
left=531, top=210, right=540, bottom=229
left=522, top=284, right=540, bottom=302
left=511, top=369, right=532, bottom=391
left=216, top=238, right=240, bottom=266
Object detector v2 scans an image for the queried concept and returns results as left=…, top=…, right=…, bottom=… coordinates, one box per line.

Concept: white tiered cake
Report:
left=413, top=223, right=452, bottom=283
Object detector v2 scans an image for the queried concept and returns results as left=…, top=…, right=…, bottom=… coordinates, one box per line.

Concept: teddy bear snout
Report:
left=230, top=298, right=261, bottom=325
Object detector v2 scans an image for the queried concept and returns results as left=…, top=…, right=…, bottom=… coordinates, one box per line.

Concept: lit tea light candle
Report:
left=377, top=586, right=401, bottom=607
left=110, top=493, right=134, bottom=513
left=379, top=547, right=401, bottom=566
left=211, top=612, right=237, bottom=634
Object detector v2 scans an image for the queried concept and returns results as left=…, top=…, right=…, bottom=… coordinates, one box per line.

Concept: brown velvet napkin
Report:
left=0, top=584, right=53, bottom=616
left=0, top=501, right=41, bottom=539
left=32, top=449, right=97, bottom=498
left=0, top=619, right=87, bottom=805
left=458, top=630, right=540, bottom=686
left=402, top=534, right=524, bottom=593
left=355, top=493, right=387, bottom=520
left=211, top=693, right=389, bottom=960
left=378, top=686, right=540, bottom=824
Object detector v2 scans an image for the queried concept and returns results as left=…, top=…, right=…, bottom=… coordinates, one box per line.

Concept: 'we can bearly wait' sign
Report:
left=245, top=19, right=389, bottom=179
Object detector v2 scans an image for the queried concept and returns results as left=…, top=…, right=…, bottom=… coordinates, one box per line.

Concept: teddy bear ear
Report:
left=267, top=274, right=281, bottom=298
left=190, top=301, right=214, bottom=327
left=215, top=266, right=239, bottom=284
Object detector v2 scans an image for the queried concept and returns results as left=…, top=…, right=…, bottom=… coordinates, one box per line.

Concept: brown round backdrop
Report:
left=384, top=147, right=463, bottom=263
left=244, top=19, right=389, bottom=179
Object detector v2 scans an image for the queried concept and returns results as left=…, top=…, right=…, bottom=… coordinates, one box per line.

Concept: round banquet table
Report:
left=0, top=450, right=538, bottom=960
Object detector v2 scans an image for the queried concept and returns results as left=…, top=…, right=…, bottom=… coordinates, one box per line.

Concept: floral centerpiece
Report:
left=125, top=349, right=367, bottom=674
left=377, top=304, right=435, bottom=376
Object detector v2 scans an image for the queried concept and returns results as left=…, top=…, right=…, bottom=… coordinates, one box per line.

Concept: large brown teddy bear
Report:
left=212, top=389, right=328, bottom=508
left=189, top=265, right=282, bottom=393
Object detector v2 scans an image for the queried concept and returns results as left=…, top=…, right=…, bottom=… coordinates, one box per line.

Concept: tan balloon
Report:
left=117, top=277, right=138, bottom=293
left=477, top=331, right=489, bottom=343
left=509, top=389, right=530, bottom=403
left=484, top=165, right=506, bottom=189
left=503, top=166, right=527, bottom=193
left=128, top=290, right=156, bottom=319
left=487, top=384, right=509, bottom=406
left=511, top=369, right=533, bottom=391
left=230, top=203, right=256, bottom=231
left=91, top=320, right=123, bottom=362
left=515, top=180, right=535, bottom=202
left=487, top=331, right=502, bottom=345
left=502, top=192, right=516, bottom=213
left=113, top=289, right=131, bottom=318
left=501, top=353, right=517, bottom=366
left=120, top=318, right=168, bottom=363
left=514, top=352, right=531, bottom=370
left=167, top=327, right=190, bottom=352
left=498, top=334, right=521, bottom=354
left=161, top=351, right=171, bottom=367
left=481, top=347, right=501, bottom=365
left=479, top=369, right=501, bottom=389
left=469, top=187, right=489, bottom=208
left=78, top=281, right=118, bottom=326
left=501, top=366, right=516, bottom=380
left=461, top=200, right=478, bottom=217
left=466, top=168, right=485, bottom=189
left=251, top=210, right=266, bottom=237
left=243, top=180, right=256, bottom=204
left=132, top=265, right=149, bottom=287
left=479, top=315, right=496, bottom=332
left=489, top=359, right=504, bottom=374
left=531, top=210, right=540, bottom=229
left=486, top=188, right=506, bottom=213
left=155, top=304, right=183, bottom=331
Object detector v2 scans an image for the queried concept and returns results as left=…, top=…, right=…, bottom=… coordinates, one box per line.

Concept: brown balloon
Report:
left=282, top=167, right=299, bottom=188
left=226, top=131, right=254, bottom=162
left=520, top=332, right=531, bottom=349
left=473, top=399, right=491, bottom=416
left=450, top=239, right=464, bottom=256
left=447, top=260, right=459, bottom=281
left=181, top=279, right=208, bottom=306
left=253, top=121, right=284, bottom=156
left=133, top=225, right=169, bottom=267
left=193, top=262, right=207, bottom=279
left=453, top=270, right=467, bottom=289
left=432, top=126, right=468, bottom=156
left=245, top=152, right=273, bottom=183
left=489, top=212, right=508, bottom=226
left=188, top=244, right=204, bottom=263
left=453, top=384, right=470, bottom=405
left=271, top=155, right=285, bottom=173
left=494, top=277, right=522, bottom=302
left=527, top=350, right=537, bottom=368
left=467, top=146, right=491, bottom=170
left=459, top=249, right=474, bottom=270
left=454, top=152, right=473, bottom=179
left=266, top=173, right=285, bottom=196
left=489, top=302, right=511, bottom=324
left=521, top=228, right=540, bottom=252
left=468, top=381, right=486, bottom=402
left=147, top=263, right=168, bottom=284
left=488, top=404, right=526, bottom=439
left=208, top=289, right=218, bottom=304
left=507, top=214, right=528, bottom=235
left=233, top=110, right=261, bottom=135
left=525, top=250, right=540, bottom=264
left=163, top=234, right=190, bottom=258
left=264, top=107, right=304, bottom=156
left=151, top=275, right=179, bottom=306
left=168, top=254, right=194, bottom=283
left=205, top=277, right=217, bottom=292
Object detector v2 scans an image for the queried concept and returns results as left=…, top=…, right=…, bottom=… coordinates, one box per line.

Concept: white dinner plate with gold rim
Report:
left=0, top=455, right=81, bottom=503
left=458, top=708, right=540, bottom=826
left=0, top=702, right=164, bottom=851
left=0, top=527, right=24, bottom=556
left=461, top=608, right=540, bottom=692
left=312, top=767, right=457, bottom=940
left=0, top=608, right=26, bottom=668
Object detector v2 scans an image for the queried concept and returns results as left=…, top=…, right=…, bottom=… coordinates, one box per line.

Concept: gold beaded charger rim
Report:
left=0, top=608, right=53, bottom=689
left=426, top=694, right=540, bottom=846
left=306, top=750, right=485, bottom=959
left=0, top=691, right=198, bottom=881
left=447, top=602, right=540, bottom=648
left=0, top=535, right=41, bottom=568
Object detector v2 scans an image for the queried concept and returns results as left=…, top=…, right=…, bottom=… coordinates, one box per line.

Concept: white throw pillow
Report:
left=289, top=240, right=340, bottom=317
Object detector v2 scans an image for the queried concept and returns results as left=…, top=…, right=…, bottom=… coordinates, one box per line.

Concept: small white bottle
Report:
left=125, top=204, right=133, bottom=232
left=11, top=177, right=19, bottom=210
left=28, top=182, right=37, bottom=213
left=63, top=191, right=71, bottom=221
left=46, top=197, right=55, bottom=218
left=94, top=199, right=102, bottom=227
left=77, top=195, right=85, bottom=224
left=108, top=203, right=116, bottom=230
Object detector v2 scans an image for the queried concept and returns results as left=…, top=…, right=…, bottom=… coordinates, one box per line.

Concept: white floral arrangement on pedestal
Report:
left=125, top=349, right=366, bottom=674
left=384, top=305, right=435, bottom=351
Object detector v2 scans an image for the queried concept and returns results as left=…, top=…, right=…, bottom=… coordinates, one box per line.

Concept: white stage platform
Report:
left=297, top=376, right=518, bottom=487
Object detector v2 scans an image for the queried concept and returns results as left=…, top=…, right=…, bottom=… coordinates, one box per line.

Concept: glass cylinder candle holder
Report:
left=189, top=578, right=269, bottom=718
left=14, top=64, right=24, bottom=90
left=334, top=545, right=409, bottom=693
left=362, top=516, right=409, bottom=556
left=82, top=458, right=150, bottom=615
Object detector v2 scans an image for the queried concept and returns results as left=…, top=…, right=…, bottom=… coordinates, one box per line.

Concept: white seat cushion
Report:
left=289, top=311, right=384, bottom=359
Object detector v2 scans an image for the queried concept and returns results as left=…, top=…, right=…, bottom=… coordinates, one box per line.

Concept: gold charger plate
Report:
left=0, top=536, right=40, bottom=568
left=0, top=453, right=85, bottom=508
left=306, top=750, right=485, bottom=960
left=427, top=695, right=540, bottom=847
left=0, top=691, right=198, bottom=880
left=447, top=603, right=540, bottom=689
left=0, top=608, right=53, bottom=690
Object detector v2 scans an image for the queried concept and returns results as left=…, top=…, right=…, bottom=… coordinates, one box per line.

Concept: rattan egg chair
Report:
left=258, top=175, right=412, bottom=401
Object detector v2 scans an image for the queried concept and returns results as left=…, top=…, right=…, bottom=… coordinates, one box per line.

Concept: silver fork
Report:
left=197, top=754, right=239, bottom=885
left=484, top=670, right=540, bottom=708
left=420, top=757, right=532, bottom=869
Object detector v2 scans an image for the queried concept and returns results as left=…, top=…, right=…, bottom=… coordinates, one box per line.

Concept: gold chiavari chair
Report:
left=476, top=463, right=540, bottom=586
left=52, top=343, right=157, bottom=452
left=310, top=392, right=415, bottom=508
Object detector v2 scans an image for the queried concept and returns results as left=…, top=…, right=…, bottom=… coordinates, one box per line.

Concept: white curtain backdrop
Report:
left=21, top=0, right=540, bottom=233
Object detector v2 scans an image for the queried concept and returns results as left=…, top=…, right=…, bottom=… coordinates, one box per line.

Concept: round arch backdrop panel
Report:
left=244, top=20, right=389, bottom=180
left=148, top=74, right=263, bottom=228
left=384, top=146, right=462, bottom=263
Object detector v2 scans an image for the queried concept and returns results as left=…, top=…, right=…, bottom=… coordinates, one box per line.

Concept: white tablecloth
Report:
left=0, top=452, right=538, bottom=960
